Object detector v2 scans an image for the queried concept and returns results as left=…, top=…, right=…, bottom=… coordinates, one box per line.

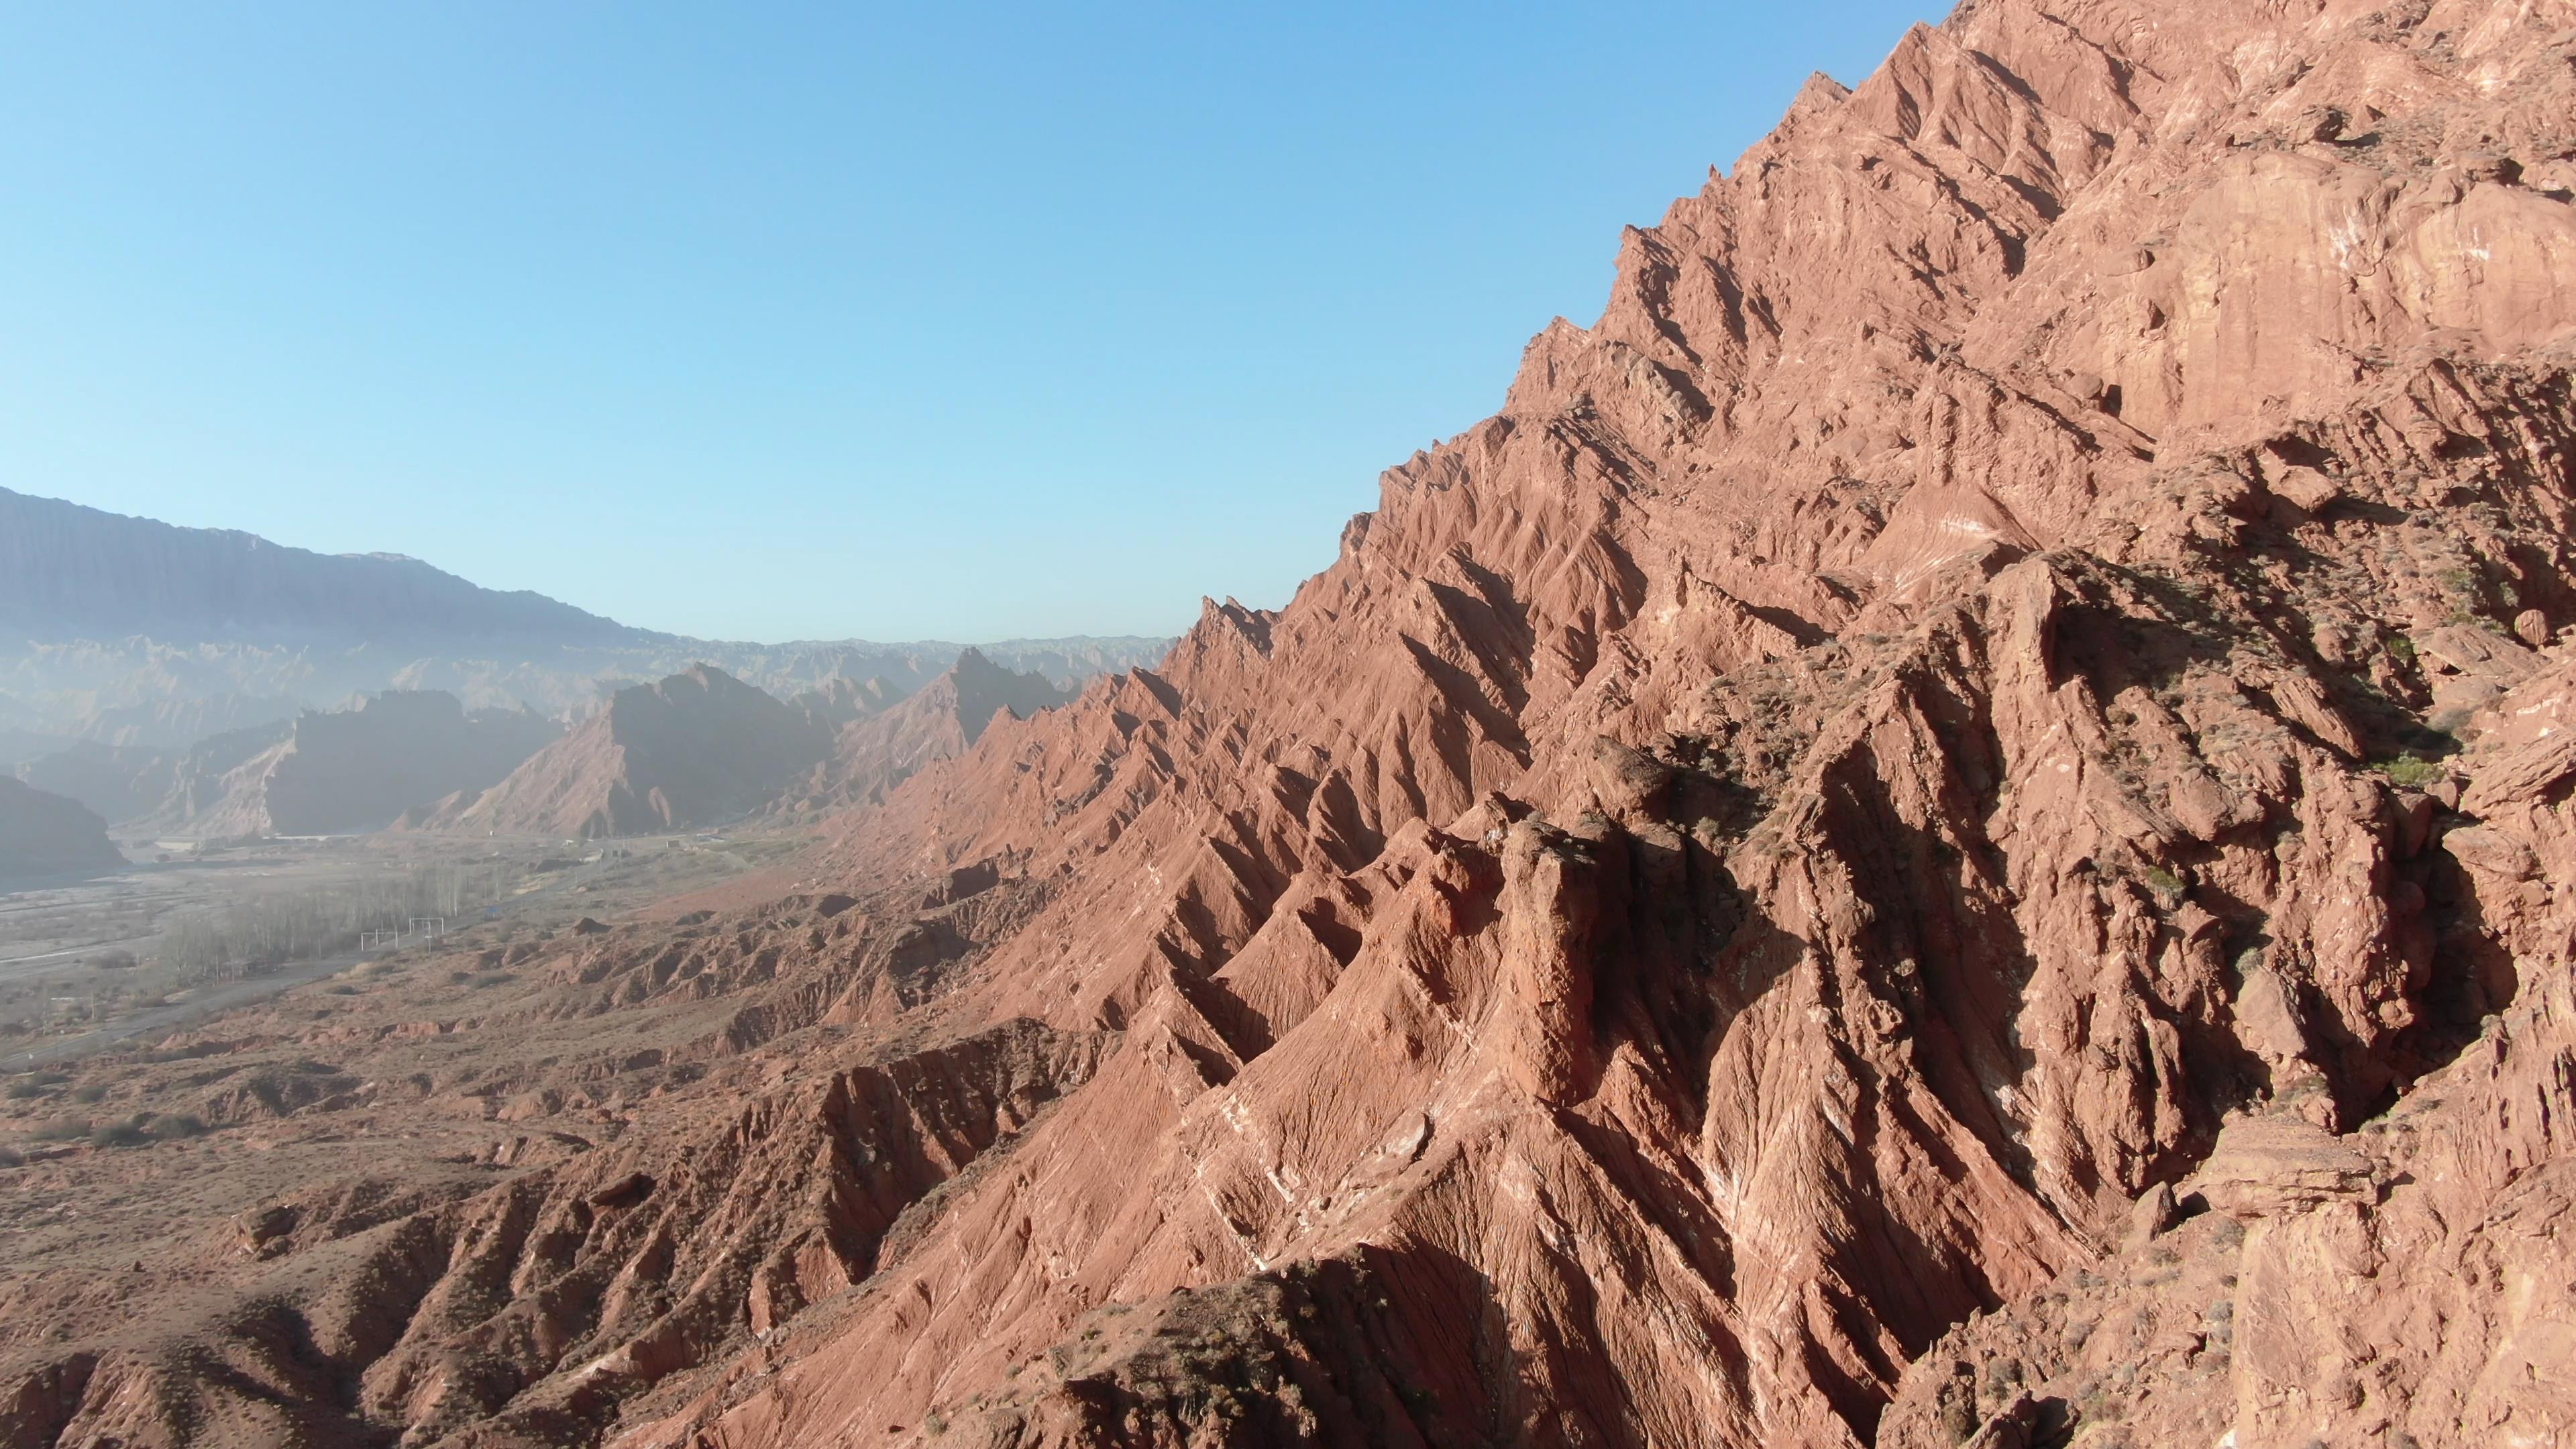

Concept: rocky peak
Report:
left=13, top=2, right=2576, bottom=1446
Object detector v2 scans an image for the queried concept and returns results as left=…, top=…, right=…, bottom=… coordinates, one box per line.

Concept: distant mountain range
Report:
left=413, top=648, right=1073, bottom=840
left=424, top=665, right=842, bottom=839
left=0, top=486, right=643, bottom=646
left=782, top=647, right=1073, bottom=816
left=0, top=486, right=1169, bottom=747
left=19, top=649, right=1074, bottom=842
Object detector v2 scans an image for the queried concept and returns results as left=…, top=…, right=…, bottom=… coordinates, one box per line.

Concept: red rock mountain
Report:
left=182, top=690, right=561, bottom=838
left=433, top=665, right=842, bottom=838
left=7, top=1, right=2576, bottom=1446
left=780, top=648, right=1073, bottom=815
left=0, top=777, right=121, bottom=877
left=13, top=720, right=292, bottom=830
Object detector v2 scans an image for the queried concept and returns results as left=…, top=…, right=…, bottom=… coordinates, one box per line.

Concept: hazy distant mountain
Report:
left=17, top=740, right=176, bottom=824
left=428, top=665, right=834, bottom=839
left=0, top=488, right=1171, bottom=747
left=15, top=690, right=557, bottom=839
left=189, top=690, right=562, bottom=837
left=17, top=721, right=294, bottom=829
left=0, top=486, right=649, bottom=646
left=780, top=648, right=1070, bottom=815
left=0, top=776, right=121, bottom=877
left=0, top=729, right=72, bottom=769
left=432, top=651, right=1075, bottom=838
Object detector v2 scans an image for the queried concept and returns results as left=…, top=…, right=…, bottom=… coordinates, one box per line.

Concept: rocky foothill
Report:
left=0, top=778, right=121, bottom=879
left=425, top=653, right=1068, bottom=840
left=186, top=690, right=564, bottom=839
left=5, top=0, right=2576, bottom=1446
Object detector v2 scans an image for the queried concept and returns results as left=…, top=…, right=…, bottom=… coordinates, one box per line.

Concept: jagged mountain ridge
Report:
left=777, top=648, right=1075, bottom=816
left=654, top=0, right=2576, bottom=1441
left=5, top=1, right=2575, bottom=1446
left=429, top=651, right=1068, bottom=839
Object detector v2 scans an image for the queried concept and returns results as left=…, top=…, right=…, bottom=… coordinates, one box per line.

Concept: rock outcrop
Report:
left=435, top=666, right=833, bottom=838
left=180, top=690, right=563, bottom=838
left=13, top=719, right=292, bottom=830
left=782, top=649, right=1073, bottom=814
left=0, top=777, right=122, bottom=877
left=9, top=0, right=2576, bottom=1446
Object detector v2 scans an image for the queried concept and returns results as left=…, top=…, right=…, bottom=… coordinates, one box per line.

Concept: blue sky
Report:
left=0, top=3, right=1943, bottom=644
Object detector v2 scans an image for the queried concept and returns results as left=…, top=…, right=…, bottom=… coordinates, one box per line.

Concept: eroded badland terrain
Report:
left=10, top=0, right=2576, bottom=1444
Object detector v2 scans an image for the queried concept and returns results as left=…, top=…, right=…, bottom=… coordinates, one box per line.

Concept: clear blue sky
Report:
left=0, top=3, right=1943, bottom=644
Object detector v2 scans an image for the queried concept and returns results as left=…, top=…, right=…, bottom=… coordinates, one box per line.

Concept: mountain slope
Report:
left=0, top=488, right=649, bottom=646
left=0, top=777, right=122, bottom=877
left=781, top=648, right=1071, bottom=814
left=6, top=1, right=2575, bottom=1446
left=435, top=665, right=832, bottom=838
left=629, top=1, right=2576, bottom=1442
left=184, top=691, right=561, bottom=838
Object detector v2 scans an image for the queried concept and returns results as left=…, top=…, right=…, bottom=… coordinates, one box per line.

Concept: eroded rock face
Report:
left=435, top=665, right=831, bottom=839
left=12, top=0, right=2576, bottom=1445
left=1882, top=896, right=2576, bottom=1449
left=3, top=1014, right=1106, bottom=1449
left=657, top=0, right=2571, bottom=1440
left=434, top=653, right=1072, bottom=841
left=778, top=649, right=1073, bottom=816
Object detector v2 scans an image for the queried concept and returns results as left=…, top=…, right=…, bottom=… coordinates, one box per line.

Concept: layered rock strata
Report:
left=9, top=0, right=2576, bottom=1446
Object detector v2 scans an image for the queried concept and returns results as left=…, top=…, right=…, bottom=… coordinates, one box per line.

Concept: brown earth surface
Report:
left=9, top=0, right=2576, bottom=1445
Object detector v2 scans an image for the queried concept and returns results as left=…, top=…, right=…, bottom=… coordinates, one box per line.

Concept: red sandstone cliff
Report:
left=643, top=1, right=2576, bottom=1441
left=6, top=1, right=2575, bottom=1446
